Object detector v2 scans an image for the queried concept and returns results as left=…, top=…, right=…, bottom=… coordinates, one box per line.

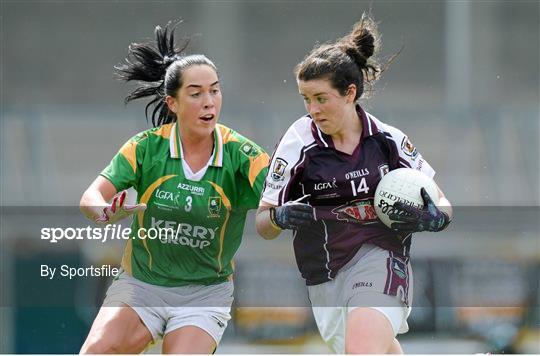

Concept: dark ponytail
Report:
left=115, top=22, right=217, bottom=127
left=295, top=13, right=384, bottom=100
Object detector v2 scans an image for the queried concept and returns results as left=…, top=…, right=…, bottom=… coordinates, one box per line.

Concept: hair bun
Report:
left=353, top=29, right=375, bottom=59
left=344, top=46, right=367, bottom=68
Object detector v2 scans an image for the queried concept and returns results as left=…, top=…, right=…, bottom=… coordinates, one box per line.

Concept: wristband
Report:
left=268, top=207, right=282, bottom=230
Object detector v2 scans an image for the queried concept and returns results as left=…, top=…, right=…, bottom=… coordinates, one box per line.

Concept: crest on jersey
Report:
left=401, top=137, right=418, bottom=160
left=208, top=196, right=222, bottom=217
left=271, top=158, right=288, bottom=181
left=378, top=164, right=389, bottom=179
left=391, top=258, right=407, bottom=279
left=331, top=198, right=377, bottom=223
left=239, top=142, right=261, bottom=158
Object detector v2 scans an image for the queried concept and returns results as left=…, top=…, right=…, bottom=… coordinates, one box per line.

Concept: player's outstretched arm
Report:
left=80, top=176, right=146, bottom=225
left=256, top=199, right=316, bottom=240
left=256, top=203, right=283, bottom=240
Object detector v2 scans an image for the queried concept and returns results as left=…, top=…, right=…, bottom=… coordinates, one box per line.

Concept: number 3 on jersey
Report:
left=185, top=196, right=193, bottom=212
left=350, top=178, right=369, bottom=197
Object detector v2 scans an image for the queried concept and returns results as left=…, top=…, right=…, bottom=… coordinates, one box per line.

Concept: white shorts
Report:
left=307, top=244, right=412, bottom=354
left=102, top=272, right=233, bottom=345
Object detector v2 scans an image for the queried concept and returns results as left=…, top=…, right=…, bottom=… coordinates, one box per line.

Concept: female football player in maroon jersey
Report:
left=257, top=13, right=452, bottom=354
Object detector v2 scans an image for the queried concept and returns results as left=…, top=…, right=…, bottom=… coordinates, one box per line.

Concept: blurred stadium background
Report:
left=1, top=0, right=538, bottom=353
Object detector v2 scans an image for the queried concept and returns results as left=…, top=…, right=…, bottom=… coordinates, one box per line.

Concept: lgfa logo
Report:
left=155, top=188, right=174, bottom=201
left=314, top=177, right=338, bottom=191
left=155, top=188, right=181, bottom=210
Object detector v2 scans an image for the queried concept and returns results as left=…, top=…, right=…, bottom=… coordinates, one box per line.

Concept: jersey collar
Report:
left=169, top=121, right=224, bottom=167
left=311, top=104, right=379, bottom=148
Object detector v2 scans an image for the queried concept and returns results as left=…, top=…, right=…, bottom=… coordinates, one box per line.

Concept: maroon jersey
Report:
left=261, top=106, right=435, bottom=285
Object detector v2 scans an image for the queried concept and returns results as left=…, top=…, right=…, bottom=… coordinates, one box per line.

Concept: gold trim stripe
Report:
left=212, top=127, right=221, bottom=166
left=152, top=122, right=174, bottom=139
left=137, top=174, right=177, bottom=270
left=121, top=239, right=133, bottom=275
left=219, top=125, right=239, bottom=144
left=207, top=181, right=232, bottom=275
left=248, top=153, right=270, bottom=187
left=174, top=122, right=182, bottom=159
left=119, top=140, right=139, bottom=174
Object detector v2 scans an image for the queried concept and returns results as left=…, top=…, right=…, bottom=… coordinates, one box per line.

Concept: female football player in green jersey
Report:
left=79, top=23, right=269, bottom=353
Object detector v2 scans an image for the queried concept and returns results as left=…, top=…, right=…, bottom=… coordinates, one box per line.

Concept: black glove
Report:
left=269, top=203, right=315, bottom=230
left=388, top=188, right=451, bottom=233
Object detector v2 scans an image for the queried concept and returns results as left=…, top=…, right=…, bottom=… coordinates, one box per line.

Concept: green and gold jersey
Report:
left=100, top=122, right=269, bottom=287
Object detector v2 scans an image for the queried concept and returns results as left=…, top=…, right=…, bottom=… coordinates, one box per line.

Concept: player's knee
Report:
left=388, top=338, right=404, bottom=354
left=80, top=338, right=109, bottom=354
left=80, top=335, right=127, bottom=354
left=345, top=340, right=390, bottom=354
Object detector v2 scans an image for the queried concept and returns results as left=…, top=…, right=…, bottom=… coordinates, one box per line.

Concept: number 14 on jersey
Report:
left=351, top=178, right=369, bottom=196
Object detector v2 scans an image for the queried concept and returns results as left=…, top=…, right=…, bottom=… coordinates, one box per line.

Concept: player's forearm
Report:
left=255, top=206, right=282, bottom=240
left=79, top=188, right=108, bottom=221
left=80, top=176, right=119, bottom=222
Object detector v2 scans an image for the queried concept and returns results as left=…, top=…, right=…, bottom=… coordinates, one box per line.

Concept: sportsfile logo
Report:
left=41, top=225, right=131, bottom=244
left=41, top=219, right=220, bottom=250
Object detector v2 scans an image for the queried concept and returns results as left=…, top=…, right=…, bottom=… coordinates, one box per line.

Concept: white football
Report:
left=374, top=168, right=439, bottom=228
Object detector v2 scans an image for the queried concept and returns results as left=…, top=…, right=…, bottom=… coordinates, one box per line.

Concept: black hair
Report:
left=115, top=22, right=218, bottom=127
left=295, top=13, right=382, bottom=101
